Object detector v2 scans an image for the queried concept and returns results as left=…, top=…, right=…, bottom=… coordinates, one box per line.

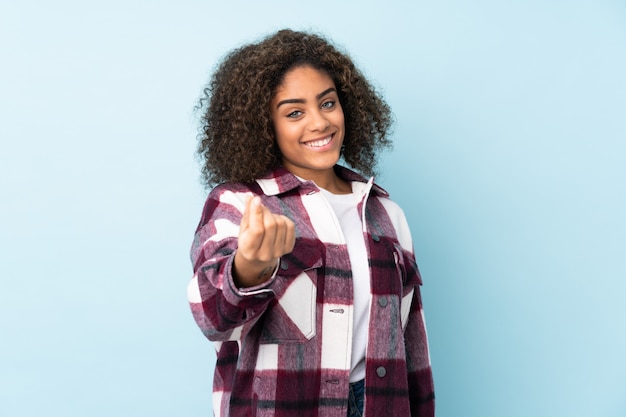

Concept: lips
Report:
left=303, top=134, right=333, bottom=148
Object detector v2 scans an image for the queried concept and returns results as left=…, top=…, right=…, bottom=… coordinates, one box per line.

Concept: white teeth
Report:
left=305, top=136, right=332, bottom=148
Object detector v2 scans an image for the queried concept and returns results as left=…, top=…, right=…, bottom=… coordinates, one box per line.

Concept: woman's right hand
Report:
left=233, top=196, right=296, bottom=288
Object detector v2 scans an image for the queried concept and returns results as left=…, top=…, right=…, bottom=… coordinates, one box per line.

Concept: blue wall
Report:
left=1, top=1, right=625, bottom=416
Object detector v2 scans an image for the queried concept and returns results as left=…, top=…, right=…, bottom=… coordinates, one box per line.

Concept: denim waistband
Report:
left=349, top=379, right=365, bottom=387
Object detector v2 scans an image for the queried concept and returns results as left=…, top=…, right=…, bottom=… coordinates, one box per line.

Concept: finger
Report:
left=247, top=196, right=265, bottom=234
left=270, top=215, right=287, bottom=256
left=239, top=196, right=253, bottom=231
left=268, top=215, right=295, bottom=257
left=276, top=215, right=296, bottom=254
left=239, top=196, right=265, bottom=258
left=260, top=205, right=278, bottom=249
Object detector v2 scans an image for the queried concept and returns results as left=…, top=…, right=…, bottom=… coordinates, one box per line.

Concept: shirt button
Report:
left=280, top=260, right=288, bottom=270
left=376, top=366, right=387, bottom=378
left=372, top=234, right=380, bottom=242
left=378, top=297, right=388, bottom=308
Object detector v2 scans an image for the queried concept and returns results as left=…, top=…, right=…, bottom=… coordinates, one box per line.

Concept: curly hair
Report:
left=196, top=29, right=393, bottom=187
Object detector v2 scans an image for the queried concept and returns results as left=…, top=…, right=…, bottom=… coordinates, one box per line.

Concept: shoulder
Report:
left=373, top=195, right=414, bottom=251
left=372, top=193, right=407, bottom=222
left=204, top=181, right=266, bottom=207
left=208, top=181, right=261, bottom=198
left=195, top=182, right=263, bottom=230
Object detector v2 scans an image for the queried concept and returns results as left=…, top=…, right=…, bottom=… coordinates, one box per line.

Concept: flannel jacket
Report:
left=188, top=166, right=435, bottom=417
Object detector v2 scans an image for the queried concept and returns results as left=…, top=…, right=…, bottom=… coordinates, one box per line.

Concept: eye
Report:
left=321, top=100, right=335, bottom=109
left=287, top=110, right=303, bottom=118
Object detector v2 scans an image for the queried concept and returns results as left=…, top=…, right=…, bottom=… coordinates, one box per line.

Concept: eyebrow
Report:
left=275, top=87, right=337, bottom=109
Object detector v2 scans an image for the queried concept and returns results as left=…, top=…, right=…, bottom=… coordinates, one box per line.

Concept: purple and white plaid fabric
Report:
left=188, top=166, right=434, bottom=417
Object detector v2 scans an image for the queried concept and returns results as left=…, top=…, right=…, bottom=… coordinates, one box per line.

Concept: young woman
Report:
left=188, top=29, right=434, bottom=417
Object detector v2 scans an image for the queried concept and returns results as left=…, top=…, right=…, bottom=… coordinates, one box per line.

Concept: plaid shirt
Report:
left=188, top=166, right=434, bottom=417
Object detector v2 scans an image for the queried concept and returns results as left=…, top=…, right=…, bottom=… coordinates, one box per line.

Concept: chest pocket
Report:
left=258, top=242, right=323, bottom=344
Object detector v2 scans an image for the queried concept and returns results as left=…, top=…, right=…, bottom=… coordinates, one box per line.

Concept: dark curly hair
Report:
left=196, top=29, right=393, bottom=187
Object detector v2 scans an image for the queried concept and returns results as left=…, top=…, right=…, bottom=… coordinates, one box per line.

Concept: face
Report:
left=270, top=65, right=345, bottom=181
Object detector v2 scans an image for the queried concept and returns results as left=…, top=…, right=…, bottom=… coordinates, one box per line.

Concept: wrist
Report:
left=233, top=252, right=279, bottom=288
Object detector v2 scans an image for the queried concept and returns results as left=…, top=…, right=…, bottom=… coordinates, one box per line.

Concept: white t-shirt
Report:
left=320, top=188, right=371, bottom=382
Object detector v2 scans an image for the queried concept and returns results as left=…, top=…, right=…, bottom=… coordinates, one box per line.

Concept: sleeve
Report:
left=404, top=271, right=436, bottom=416
left=394, top=206, right=436, bottom=416
left=187, top=184, right=278, bottom=342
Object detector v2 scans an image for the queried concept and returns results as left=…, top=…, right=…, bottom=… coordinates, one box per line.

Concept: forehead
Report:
left=274, top=65, right=335, bottom=96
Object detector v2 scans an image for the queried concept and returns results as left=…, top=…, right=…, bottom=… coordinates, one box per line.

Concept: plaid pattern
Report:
left=188, top=166, right=434, bottom=417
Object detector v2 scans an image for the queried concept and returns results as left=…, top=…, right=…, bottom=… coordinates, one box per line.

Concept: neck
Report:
left=293, top=167, right=352, bottom=194
left=317, top=175, right=352, bottom=194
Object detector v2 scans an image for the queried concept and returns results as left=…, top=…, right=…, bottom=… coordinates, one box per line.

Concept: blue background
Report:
left=1, top=1, right=625, bottom=416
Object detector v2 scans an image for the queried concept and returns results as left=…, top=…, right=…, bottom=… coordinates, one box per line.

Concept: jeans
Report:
left=347, top=379, right=365, bottom=416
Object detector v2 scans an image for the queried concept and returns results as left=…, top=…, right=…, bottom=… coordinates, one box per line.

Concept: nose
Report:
left=308, top=109, right=330, bottom=132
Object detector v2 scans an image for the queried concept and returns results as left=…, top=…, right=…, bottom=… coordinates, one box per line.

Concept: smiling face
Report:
left=270, top=65, right=345, bottom=183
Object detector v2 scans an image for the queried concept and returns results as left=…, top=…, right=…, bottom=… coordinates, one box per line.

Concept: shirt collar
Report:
left=255, top=165, right=390, bottom=198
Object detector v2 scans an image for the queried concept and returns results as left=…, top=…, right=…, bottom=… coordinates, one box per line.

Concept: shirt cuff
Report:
left=222, top=254, right=278, bottom=305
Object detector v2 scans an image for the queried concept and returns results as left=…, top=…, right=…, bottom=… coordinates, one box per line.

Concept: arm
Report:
left=395, top=209, right=435, bottom=416
left=404, top=275, right=435, bottom=416
left=187, top=186, right=295, bottom=342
